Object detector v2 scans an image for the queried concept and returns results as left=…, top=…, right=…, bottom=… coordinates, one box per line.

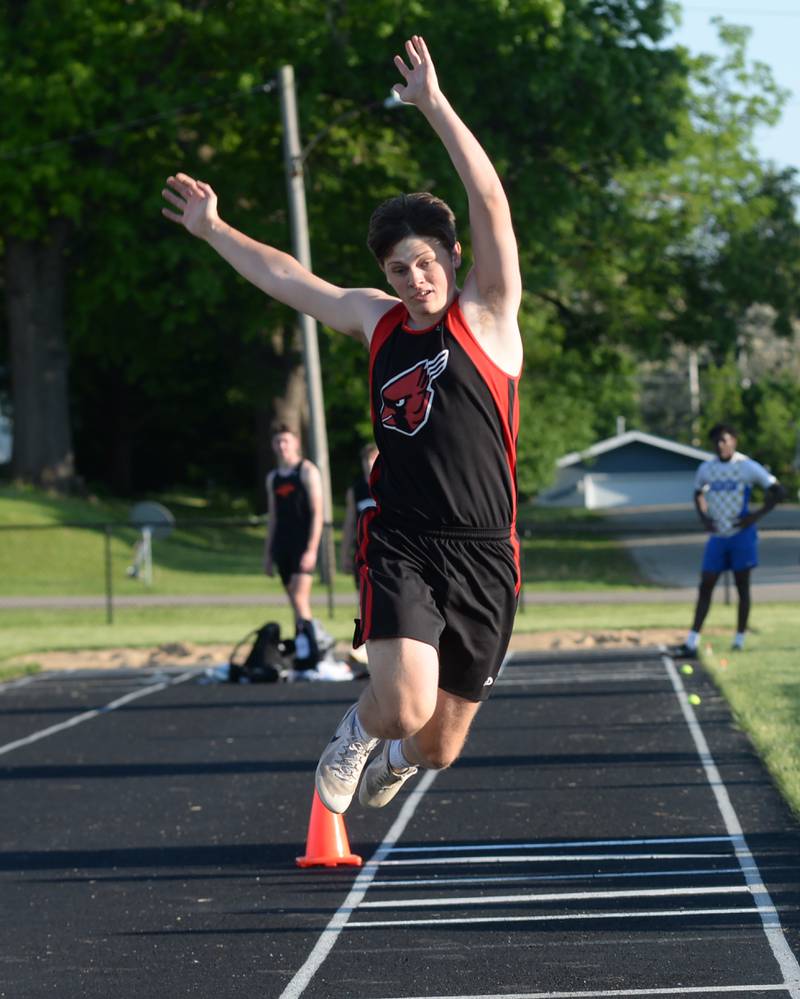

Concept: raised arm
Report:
left=392, top=36, right=522, bottom=321
left=162, top=173, right=394, bottom=343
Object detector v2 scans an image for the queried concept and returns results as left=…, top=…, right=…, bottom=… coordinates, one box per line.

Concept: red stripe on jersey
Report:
left=447, top=299, right=522, bottom=589
left=369, top=302, right=406, bottom=426
left=356, top=504, right=379, bottom=641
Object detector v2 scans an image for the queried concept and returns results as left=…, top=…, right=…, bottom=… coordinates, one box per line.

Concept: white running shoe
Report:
left=315, top=704, right=379, bottom=813
left=358, top=742, right=418, bottom=809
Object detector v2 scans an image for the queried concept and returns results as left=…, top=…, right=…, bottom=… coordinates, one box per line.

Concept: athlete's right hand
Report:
left=700, top=514, right=716, bottom=533
left=162, top=173, right=220, bottom=240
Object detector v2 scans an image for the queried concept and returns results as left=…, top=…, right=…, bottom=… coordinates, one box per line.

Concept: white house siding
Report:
left=582, top=472, right=698, bottom=509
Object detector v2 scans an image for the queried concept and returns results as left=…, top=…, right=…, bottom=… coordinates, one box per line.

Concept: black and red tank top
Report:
left=269, top=463, right=310, bottom=545
left=368, top=298, right=520, bottom=531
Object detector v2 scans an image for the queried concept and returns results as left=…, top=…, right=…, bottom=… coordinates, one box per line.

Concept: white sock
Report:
left=733, top=632, right=745, bottom=649
left=388, top=740, right=415, bottom=772
left=686, top=631, right=700, bottom=650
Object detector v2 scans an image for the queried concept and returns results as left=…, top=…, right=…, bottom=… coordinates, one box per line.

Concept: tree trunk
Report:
left=5, top=220, right=76, bottom=489
left=252, top=322, right=309, bottom=502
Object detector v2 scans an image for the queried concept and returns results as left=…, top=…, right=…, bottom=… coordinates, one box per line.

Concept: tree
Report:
left=1, top=0, right=310, bottom=489
left=13, top=1, right=792, bottom=501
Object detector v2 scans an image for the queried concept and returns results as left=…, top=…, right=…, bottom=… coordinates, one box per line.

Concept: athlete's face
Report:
left=382, top=236, right=461, bottom=328
left=713, top=432, right=737, bottom=461
left=272, top=432, right=301, bottom=465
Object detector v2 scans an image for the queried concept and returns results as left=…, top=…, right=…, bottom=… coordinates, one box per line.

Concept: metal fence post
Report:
left=104, top=524, right=114, bottom=624
left=325, top=521, right=335, bottom=618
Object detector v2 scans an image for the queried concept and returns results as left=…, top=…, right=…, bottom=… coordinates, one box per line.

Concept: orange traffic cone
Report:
left=296, top=790, right=363, bottom=868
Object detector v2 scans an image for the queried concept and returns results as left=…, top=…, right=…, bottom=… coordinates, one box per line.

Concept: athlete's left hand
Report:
left=299, top=549, right=317, bottom=574
left=392, top=35, right=440, bottom=108
left=735, top=512, right=758, bottom=530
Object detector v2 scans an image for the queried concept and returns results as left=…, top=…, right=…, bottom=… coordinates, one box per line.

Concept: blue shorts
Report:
left=702, top=526, right=758, bottom=574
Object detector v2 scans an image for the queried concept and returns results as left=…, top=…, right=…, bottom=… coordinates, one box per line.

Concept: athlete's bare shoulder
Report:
left=357, top=293, right=402, bottom=347
left=458, top=274, right=522, bottom=376
left=299, top=458, right=321, bottom=483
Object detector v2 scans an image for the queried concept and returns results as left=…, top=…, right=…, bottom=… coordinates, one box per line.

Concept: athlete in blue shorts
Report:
left=675, top=423, right=784, bottom=656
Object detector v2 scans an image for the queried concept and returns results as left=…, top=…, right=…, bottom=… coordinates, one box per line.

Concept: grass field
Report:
left=700, top=619, right=800, bottom=822
left=0, top=485, right=648, bottom=597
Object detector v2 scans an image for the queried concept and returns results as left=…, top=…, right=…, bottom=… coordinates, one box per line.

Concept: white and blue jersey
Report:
left=695, top=451, right=776, bottom=574
left=694, top=452, right=776, bottom=538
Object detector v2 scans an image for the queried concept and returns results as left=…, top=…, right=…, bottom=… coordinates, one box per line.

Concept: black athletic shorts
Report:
left=354, top=517, right=519, bottom=702
left=271, top=542, right=314, bottom=587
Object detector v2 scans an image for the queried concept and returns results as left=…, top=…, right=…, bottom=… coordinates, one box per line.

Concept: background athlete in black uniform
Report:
left=162, top=35, right=522, bottom=813
left=264, top=425, right=323, bottom=665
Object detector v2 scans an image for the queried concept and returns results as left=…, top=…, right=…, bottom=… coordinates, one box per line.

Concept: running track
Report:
left=1, top=647, right=798, bottom=998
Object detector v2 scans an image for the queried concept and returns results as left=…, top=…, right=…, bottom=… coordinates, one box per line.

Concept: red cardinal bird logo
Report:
left=379, top=350, right=449, bottom=437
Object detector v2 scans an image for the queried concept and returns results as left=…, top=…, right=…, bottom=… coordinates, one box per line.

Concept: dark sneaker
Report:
left=315, top=703, right=379, bottom=814
left=358, top=742, right=418, bottom=809
left=671, top=643, right=699, bottom=659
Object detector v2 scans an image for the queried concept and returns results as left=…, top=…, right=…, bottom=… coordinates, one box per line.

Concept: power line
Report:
left=0, top=79, right=276, bottom=161
left=682, top=5, right=800, bottom=15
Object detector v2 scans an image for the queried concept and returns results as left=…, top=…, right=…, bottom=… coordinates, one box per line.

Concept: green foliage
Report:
left=699, top=355, right=800, bottom=489
left=703, top=354, right=746, bottom=428
left=2, top=1, right=799, bottom=499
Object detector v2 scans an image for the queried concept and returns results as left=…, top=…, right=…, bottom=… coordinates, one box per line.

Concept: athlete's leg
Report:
left=316, top=636, right=439, bottom=813
left=401, top=687, right=481, bottom=769
left=733, top=568, right=752, bottom=634
left=692, top=570, right=719, bottom=632
left=358, top=686, right=481, bottom=808
left=358, top=637, right=440, bottom=740
left=286, top=571, right=313, bottom=623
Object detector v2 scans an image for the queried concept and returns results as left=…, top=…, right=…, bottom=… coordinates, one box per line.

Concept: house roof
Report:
left=557, top=430, right=714, bottom=469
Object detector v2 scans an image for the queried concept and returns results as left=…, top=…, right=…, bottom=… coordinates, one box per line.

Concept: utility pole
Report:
left=278, top=65, right=335, bottom=592
left=688, top=348, right=701, bottom=445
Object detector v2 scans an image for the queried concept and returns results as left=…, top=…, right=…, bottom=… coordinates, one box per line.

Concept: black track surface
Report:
left=1, top=649, right=798, bottom=999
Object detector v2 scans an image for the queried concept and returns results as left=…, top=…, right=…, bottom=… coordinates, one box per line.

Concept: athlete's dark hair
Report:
left=709, top=422, right=737, bottom=442
left=271, top=421, right=299, bottom=439
left=367, top=192, right=457, bottom=264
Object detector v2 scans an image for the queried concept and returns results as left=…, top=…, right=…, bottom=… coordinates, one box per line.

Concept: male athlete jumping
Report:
left=163, top=36, right=522, bottom=812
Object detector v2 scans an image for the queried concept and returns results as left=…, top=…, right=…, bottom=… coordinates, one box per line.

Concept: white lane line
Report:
left=388, top=835, right=733, bottom=853
left=345, top=904, right=765, bottom=929
left=372, top=865, right=744, bottom=888
left=0, top=673, right=48, bottom=694
left=498, top=672, right=666, bottom=686
left=370, top=983, right=792, bottom=998
left=377, top=852, right=733, bottom=868
left=0, top=671, right=196, bottom=757
left=359, top=884, right=751, bottom=910
left=663, top=655, right=800, bottom=998
left=276, top=768, right=439, bottom=999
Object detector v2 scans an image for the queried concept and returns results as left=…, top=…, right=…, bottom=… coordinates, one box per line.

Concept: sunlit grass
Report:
left=700, top=618, right=800, bottom=821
